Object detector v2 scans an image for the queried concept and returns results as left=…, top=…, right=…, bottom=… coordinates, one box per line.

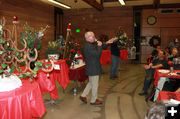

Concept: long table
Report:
left=153, top=69, right=180, bottom=102
left=157, top=91, right=180, bottom=102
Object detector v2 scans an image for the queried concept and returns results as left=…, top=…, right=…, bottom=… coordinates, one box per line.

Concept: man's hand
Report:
left=97, top=41, right=102, bottom=46
left=106, top=38, right=116, bottom=44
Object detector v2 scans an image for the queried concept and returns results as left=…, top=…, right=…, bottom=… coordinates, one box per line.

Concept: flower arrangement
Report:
left=46, top=40, right=63, bottom=55
left=116, top=31, right=128, bottom=49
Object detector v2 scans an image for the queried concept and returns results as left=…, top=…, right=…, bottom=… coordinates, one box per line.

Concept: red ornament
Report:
left=67, top=23, right=71, bottom=31
left=13, top=16, right=18, bottom=21
left=13, top=16, right=19, bottom=24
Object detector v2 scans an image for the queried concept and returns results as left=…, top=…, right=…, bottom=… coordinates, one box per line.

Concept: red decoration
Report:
left=67, top=23, right=71, bottom=31
left=13, top=16, right=19, bottom=24
left=13, top=16, right=18, bottom=21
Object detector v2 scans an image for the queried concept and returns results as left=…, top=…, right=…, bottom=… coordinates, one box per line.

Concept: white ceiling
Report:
left=40, top=0, right=180, bottom=9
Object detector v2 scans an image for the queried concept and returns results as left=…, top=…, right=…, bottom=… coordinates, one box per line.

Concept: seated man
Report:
left=139, top=50, right=168, bottom=96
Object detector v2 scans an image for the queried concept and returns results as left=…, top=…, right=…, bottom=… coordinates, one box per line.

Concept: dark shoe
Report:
left=110, top=76, right=118, bottom=80
left=138, top=92, right=148, bottom=96
left=79, top=96, right=87, bottom=104
left=90, top=99, right=102, bottom=105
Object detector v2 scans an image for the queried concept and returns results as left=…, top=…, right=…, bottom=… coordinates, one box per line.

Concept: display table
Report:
left=154, top=69, right=180, bottom=87
left=100, top=50, right=111, bottom=66
left=0, top=80, right=46, bottom=119
left=69, top=64, right=88, bottom=82
left=153, top=69, right=180, bottom=102
left=157, top=91, right=180, bottom=102
left=100, top=50, right=128, bottom=65
left=14, top=59, right=70, bottom=100
left=37, top=59, right=70, bottom=100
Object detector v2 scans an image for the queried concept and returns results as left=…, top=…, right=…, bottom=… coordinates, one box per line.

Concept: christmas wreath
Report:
left=149, top=35, right=161, bottom=48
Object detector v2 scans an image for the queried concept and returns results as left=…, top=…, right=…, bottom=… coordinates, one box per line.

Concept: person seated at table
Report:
left=146, top=45, right=160, bottom=65
left=139, top=50, right=168, bottom=96
left=145, top=102, right=165, bottom=119
left=168, top=48, right=178, bottom=62
left=168, top=38, right=179, bottom=51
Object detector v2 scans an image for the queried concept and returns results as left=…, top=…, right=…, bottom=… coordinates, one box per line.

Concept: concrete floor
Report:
left=41, top=63, right=153, bottom=119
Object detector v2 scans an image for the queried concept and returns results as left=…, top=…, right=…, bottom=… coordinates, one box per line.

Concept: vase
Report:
left=48, top=54, right=59, bottom=62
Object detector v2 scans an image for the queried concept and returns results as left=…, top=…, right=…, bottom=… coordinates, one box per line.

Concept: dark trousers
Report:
left=143, top=69, right=155, bottom=93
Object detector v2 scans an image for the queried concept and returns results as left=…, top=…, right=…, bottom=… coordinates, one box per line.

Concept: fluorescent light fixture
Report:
left=48, top=0, right=71, bottom=9
left=119, top=0, right=125, bottom=5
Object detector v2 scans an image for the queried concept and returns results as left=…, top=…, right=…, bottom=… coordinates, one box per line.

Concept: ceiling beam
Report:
left=82, top=0, right=104, bottom=11
left=101, top=0, right=104, bottom=6
left=153, top=0, right=160, bottom=9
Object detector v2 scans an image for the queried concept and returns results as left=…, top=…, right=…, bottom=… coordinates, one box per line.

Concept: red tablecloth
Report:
left=0, top=80, right=46, bottom=119
left=100, top=50, right=128, bottom=65
left=37, top=59, right=70, bottom=100
left=120, top=49, right=128, bottom=61
left=100, top=50, right=111, bottom=66
left=154, top=69, right=180, bottom=87
left=69, top=65, right=88, bottom=82
left=14, top=59, right=70, bottom=100
left=157, top=91, right=180, bottom=102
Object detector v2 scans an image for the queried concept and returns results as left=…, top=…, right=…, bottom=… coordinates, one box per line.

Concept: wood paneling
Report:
left=141, top=8, right=180, bottom=63
left=0, top=0, right=54, bottom=59
left=63, top=7, right=133, bottom=45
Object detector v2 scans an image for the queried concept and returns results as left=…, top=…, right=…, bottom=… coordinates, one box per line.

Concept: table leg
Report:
left=44, top=97, right=63, bottom=108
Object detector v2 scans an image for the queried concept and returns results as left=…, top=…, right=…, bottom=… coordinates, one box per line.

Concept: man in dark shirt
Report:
left=110, top=41, right=120, bottom=80
left=139, top=50, right=168, bottom=96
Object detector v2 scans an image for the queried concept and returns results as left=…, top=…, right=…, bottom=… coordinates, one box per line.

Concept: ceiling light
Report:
left=119, top=0, right=125, bottom=5
left=48, top=0, right=71, bottom=9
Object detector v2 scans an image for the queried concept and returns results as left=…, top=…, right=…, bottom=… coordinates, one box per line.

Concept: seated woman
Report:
left=168, top=48, right=179, bottom=69
left=168, top=48, right=178, bottom=62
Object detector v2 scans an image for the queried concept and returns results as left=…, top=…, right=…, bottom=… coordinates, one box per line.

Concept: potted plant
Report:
left=46, top=41, right=63, bottom=61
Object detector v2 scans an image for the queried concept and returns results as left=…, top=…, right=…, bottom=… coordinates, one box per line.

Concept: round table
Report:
left=0, top=80, right=46, bottom=119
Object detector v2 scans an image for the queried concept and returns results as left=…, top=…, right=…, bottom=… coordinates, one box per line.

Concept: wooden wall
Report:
left=141, top=8, right=180, bottom=63
left=63, top=7, right=133, bottom=45
left=141, top=9, right=180, bottom=48
left=0, top=0, right=54, bottom=59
